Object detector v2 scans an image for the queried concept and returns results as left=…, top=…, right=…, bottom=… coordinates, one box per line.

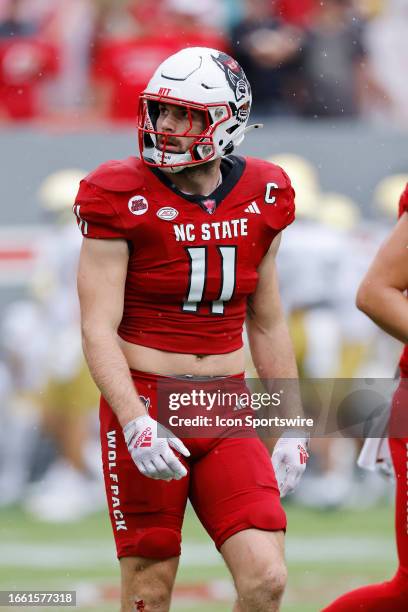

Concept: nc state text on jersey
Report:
left=173, top=218, right=248, bottom=242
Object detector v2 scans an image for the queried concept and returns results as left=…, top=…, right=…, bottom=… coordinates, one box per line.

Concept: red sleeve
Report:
left=73, top=180, right=127, bottom=239
left=273, top=166, right=296, bottom=230
left=240, top=158, right=296, bottom=231
left=262, top=164, right=296, bottom=231
left=399, top=184, right=408, bottom=217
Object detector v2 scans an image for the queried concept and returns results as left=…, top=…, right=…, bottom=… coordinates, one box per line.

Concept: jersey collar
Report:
left=148, top=155, right=246, bottom=214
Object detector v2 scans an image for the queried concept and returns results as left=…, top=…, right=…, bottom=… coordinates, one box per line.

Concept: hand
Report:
left=377, top=456, right=394, bottom=480
left=272, top=431, right=309, bottom=497
left=358, top=437, right=394, bottom=481
left=123, top=414, right=190, bottom=481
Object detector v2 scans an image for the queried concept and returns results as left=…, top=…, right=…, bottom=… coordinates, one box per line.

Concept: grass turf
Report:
left=0, top=501, right=396, bottom=611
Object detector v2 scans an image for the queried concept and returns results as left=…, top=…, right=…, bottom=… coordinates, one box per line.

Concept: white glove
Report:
left=358, top=437, right=394, bottom=481
left=272, top=431, right=309, bottom=497
left=123, top=414, right=190, bottom=481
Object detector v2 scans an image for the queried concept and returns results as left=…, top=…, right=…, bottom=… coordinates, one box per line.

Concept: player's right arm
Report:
left=356, top=212, right=408, bottom=344
left=78, top=236, right=189, bottom=480
left=77, top=236, right=145, bottom=426
left=75, top=170, right=189, bottom=480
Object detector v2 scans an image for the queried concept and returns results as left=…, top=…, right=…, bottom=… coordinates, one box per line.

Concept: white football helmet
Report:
left=138, top=47, right=255, bottom=173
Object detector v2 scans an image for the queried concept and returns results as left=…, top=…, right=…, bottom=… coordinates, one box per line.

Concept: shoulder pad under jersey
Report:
left=85, top=156, right=146, bottom=192
left=241, top=157, right=295, bottom=230
left=243, top=157, right=291, bottom=191
left=73, top=157, right=147, bottom=239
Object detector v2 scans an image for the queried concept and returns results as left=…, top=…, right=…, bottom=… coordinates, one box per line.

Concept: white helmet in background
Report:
left=318, top=193, right=361, bottom=231
left=373, top=173, right=408, bottom=218
left=138, top=47, right=255, bottom=173
left=267, top=153, right=321, bottom=220
left=38, top=168, right=87, bottom=217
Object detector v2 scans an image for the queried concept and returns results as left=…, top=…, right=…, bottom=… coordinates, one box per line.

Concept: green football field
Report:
left=0, top=501, right=396, bottom=612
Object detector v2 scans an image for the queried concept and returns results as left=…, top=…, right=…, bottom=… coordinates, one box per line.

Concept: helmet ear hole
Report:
left=224, top=142, right=234, bottom=155
left=191, top=144, right=203, bottom=161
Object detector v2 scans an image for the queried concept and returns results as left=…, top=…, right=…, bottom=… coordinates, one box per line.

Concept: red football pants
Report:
left=100, top=369, right=286, bottom=559
left=322, top=381, right=408, bottom=611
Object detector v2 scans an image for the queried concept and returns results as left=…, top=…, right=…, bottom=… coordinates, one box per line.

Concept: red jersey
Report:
left=92, top=37, right=180, bottom=121
left=0, top=37, right=57, bottom=119
left=398, top=184, right=408, bottom=377
left=74, top=156, right=295, bottom=354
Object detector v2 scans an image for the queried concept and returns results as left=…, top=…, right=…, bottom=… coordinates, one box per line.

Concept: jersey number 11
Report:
left=183, top=246, right=237, bottom=315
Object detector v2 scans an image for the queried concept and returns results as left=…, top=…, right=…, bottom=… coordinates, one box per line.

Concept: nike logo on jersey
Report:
left=244, top=201, right=261, bottom=214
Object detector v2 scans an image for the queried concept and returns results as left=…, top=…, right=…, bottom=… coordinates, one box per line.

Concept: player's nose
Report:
left=160, top=113, right=177, bottom=132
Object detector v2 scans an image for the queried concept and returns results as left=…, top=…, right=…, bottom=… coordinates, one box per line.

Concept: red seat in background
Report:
left=92, top=33, right=229, bottom=122
left=0, top=37, right=58, bottom=120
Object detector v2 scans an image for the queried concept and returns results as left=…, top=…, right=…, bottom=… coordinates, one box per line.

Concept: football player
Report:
left=74, top=47, right=309, bottom=612
left=322, top=184, right=408, bottom=611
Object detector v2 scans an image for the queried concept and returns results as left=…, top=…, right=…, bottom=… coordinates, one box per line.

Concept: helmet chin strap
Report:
left=152, top=146, right=209, bottom=174
left=148, top=123, right=260, bottom=174
left=160, top=164, right=186, bottom=175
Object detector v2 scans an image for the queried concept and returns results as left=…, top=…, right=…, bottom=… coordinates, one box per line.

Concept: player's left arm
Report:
left=246, top=233, right=309, bottom=496
left=356, top=212, right=408, bottom=344
left=246, top=233, right=298, bottom=384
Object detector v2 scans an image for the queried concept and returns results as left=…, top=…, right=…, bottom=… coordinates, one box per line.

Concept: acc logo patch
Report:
left=128, top=195, right=148, bottom=216
left=157, top=206, right=179, bottom=221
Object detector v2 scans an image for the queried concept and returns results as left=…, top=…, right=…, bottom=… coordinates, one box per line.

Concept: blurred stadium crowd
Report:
left=0, top=0, right=407, bottom=524
left=0, top=0, right=408, bottom=125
